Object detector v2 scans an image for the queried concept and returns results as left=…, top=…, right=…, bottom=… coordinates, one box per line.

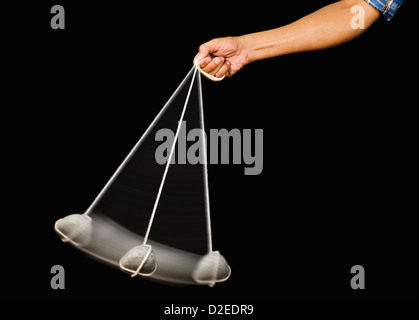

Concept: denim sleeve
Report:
left=364, top=0, right=404, bottom=21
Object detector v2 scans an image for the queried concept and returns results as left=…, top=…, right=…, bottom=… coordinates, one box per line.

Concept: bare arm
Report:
left=195, top=0, right=380, bottom=78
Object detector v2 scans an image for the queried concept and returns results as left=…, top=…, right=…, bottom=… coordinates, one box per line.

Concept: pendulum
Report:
left=119, top=244, right=157, bottom=277
left=54, top=213, right=92, bottom=247
left=192, top=251, right=231, bottom=287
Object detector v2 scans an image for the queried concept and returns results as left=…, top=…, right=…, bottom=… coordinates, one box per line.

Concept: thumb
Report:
left=195, top=39, right=219, bottom=61
left=195, top=46, right=209, bottom=62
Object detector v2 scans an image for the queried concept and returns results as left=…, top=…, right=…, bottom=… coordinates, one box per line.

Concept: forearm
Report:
left=242, top=0, right=380, bottom=63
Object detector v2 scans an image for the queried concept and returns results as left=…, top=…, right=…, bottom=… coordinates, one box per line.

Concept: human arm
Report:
left=195, top=0, right=380, bottom=78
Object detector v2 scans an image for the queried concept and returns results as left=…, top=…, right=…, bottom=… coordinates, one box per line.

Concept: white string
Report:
left=143, top=67, right=198, bottom=245
left=197, top=71, right=213, bottom=254
left=82, top=63, right=215, bottom=255
left=83, top=66, right=196, bottom=217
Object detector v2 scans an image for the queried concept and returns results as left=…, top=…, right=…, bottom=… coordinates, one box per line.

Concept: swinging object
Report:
left=119, top=244, right=157, bottom=277
left=193, top=251, right=231, bottom=287
left=54, top=61, right=230, bottom=286
left=54, top=214, right=92, bottom=247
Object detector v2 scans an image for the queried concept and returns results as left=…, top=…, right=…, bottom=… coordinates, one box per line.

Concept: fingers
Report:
left=215, top=61, right=230, bottom=78
left=195, top=56, right=231, bottom=78
left=195, top=56, right=211, bottom=69
left=201, top=56, right=224, bottom=75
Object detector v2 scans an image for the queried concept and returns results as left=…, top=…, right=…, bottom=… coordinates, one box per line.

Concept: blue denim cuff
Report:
left=364, top=0, right=404, bottom=21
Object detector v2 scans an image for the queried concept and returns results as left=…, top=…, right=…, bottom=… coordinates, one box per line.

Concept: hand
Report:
left=194, top=36, right=250, bottom=78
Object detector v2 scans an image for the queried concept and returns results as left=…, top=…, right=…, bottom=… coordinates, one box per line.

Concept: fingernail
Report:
left=213, top=57, right=221, bottom=65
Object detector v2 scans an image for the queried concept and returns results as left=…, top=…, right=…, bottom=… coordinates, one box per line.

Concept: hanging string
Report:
left=83, top=66, right=196, bottom=217
left=197, top=70, right=213, bottom=254
left=82, top=63, right=214, bottom=254
left=142, top=67, right=198, bottom=245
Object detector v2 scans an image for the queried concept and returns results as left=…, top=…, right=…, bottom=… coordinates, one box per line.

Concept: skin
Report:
left=194, top=0, right=380, bottom=78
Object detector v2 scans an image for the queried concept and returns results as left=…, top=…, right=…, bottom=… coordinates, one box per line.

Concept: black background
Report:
left=1, top=0, right=417, bottom=303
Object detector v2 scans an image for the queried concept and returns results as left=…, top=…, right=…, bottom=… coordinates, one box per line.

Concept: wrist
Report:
left=238, top=34, right=258, bottom=64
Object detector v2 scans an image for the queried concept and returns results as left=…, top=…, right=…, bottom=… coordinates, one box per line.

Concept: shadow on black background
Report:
left=1, top=1, right=417, bottom=302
